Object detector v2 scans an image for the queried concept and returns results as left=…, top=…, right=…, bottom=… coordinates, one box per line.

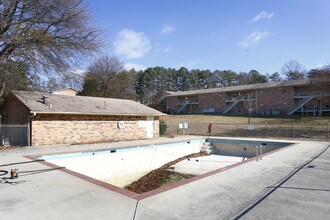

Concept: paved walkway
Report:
left=0, top=136, right=329, bottom=220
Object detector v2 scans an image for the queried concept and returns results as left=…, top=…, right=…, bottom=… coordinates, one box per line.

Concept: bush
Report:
left=159, top=120, right=167, bottom=136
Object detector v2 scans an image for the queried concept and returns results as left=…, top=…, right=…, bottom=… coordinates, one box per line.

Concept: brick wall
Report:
left=256, top=87, right=294, bottom=114
left=32, top=114, right=160, bottom=146
left=167, top=97, right=178, bottom=113
left=198, top=93, right=227, bottom=113
left=0, top=96, right=30, bottom=124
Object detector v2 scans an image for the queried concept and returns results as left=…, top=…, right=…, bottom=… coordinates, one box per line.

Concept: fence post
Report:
left=236, top=122, right=239, bottom=137
left=265, top=121, right=268, bottom=139
left=0, top=115, right=2, bottom=142
left=27, top=122, right=30, bottom=146
left=292, top=121, right=295, bottom=139
left=327, top=123, right=329, bottom=142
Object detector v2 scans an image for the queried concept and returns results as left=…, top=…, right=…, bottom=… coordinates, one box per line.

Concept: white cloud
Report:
left=163, top=47, right=171, bottom=53
left=114, top=29, right=151, bottom=59
left=176, top=59, right=200, bottom=69
left=253, top=11, right=274, bottom=22
left=161, top=24, right=175, bottom=35
left=238, top=31, right=271, bottom=48
left=124, top=63, right=147, bottom=71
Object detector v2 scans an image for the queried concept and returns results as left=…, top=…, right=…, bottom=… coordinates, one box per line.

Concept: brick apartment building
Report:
left=0, top=91, right=164, bottom=146
left=162, top=79, right=330, bottom=116
left=52, top=88, right=78, bottom=96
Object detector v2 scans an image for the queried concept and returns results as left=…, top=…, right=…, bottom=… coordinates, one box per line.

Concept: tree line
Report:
left=80, top=56, right=330, bottom=106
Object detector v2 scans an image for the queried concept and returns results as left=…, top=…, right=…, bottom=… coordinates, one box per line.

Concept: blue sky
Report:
left=85, top=0, right=330, bottom=74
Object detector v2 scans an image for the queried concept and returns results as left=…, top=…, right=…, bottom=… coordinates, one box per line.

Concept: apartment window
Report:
left=1, top=114, right=8, bottom=123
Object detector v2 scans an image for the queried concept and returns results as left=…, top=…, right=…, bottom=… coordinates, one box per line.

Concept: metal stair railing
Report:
left=176, top=103, right=188, bottom=114
left=242, top=145, right=263, bottom=161
left=287, top=96, right=314, bottom=116
left=224, top=99, right=242, bottom=114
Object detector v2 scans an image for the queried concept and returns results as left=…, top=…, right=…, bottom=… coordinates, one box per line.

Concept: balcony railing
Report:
left=226, top=97, right=255, bottom=102
left=293, top=92, right=319, bottom=98
left=178, top=100, right=199, bottom=105
left=294, top=92, right=330, bottom=98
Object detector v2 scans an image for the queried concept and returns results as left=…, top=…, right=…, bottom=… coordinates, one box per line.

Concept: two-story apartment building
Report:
left=163, top=79, right=330, bottom=116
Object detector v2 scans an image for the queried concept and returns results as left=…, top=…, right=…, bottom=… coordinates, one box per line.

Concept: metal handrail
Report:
left=255, top=145, right=263, bottom=161
left=242, top=145, right=263, bottom=161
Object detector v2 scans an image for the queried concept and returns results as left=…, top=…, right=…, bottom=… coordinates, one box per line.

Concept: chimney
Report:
left=42, top=95, right=48, bottom=104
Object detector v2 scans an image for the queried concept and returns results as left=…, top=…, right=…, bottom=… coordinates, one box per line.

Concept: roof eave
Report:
left=166, top=80, right=314, bottom=97
left=30, top=111, right=166, bottom=116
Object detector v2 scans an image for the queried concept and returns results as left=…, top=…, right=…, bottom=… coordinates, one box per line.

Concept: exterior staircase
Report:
left=287, top=96, right=314, bottom=116
left=223, top=99, right=242, bottom=114
left=176, top=103, right=188, bottom=114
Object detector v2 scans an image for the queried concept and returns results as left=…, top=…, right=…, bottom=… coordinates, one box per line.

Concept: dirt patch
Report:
left=124, top=152, right=207, bottom=194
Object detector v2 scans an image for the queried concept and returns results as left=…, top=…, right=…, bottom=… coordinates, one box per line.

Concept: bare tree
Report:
left=0, top=61, right=32, bottom=102
left=243, top=94, right=254, bottom=124
left=59, top=71, right=85, bottom=92
left=308, top=65, right=330, bottom=116
left=281, top=60, right=306, bottom=80
left=269, top=72, right=282, bottom=82
left=0, top=0, right=102, bottom=97
left=81, top=55, right=136, bottom=100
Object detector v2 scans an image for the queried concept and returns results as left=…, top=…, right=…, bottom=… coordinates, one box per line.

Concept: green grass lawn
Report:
left=160, top=114, right=330, bottom=126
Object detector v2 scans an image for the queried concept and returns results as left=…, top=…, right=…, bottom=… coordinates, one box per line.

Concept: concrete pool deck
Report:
left=0, top=136, right=329, bottom=220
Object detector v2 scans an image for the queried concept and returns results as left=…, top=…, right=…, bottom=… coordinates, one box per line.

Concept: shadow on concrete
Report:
left=303, top=167, right=330, bottom=171
left=0, top=170, right=9, bottom=176
left=18, top=167, right=65, bottom=177
left=266, top=186, right=330, bottom=192
left=0, top=159, right=45, bottom=167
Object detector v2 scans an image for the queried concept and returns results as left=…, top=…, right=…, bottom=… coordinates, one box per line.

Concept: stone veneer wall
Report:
left=31, top=114, right=159, bottom=146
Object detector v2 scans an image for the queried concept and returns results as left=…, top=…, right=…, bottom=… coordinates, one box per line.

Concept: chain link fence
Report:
left=0, top=124, right=29, bottom=146
left=164, top=122, right=330, bottom=141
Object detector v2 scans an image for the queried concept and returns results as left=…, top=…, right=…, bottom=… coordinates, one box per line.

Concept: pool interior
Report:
left=39, top=138, right=293, bottom=192
left=208, top=139, right=291, bottom=157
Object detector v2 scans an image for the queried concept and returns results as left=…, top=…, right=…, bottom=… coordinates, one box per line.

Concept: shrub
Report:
left=159, top=120, right=167, bottom=136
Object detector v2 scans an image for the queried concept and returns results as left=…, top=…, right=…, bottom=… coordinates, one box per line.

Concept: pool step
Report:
left=200, top=142, right=216, bottom=155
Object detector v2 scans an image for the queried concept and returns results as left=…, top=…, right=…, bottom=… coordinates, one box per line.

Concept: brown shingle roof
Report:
left=12, top=91, right=165, bottom=116
left=166, top=79, right=314, bottom=97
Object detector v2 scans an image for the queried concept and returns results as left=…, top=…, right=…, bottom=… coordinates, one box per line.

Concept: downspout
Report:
left=255, top=89, right=258, bottom=114
left=0, top=115, right=2, bottom=142
left=28, top=112, right=37, bottom=146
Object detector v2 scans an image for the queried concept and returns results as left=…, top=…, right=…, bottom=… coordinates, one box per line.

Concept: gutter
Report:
left=29, top=111, right=166, bottom=116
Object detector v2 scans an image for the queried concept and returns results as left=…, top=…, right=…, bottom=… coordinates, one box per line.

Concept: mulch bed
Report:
left=0, top=146, right=19, bottom=150
left=124, top=152, right=207, bottom=194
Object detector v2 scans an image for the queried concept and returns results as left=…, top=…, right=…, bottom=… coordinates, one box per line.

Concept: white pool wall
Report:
left=48, top=140, right=203, bottom=187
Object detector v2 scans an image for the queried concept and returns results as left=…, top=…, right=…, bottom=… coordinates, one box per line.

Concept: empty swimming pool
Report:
left=173, top=138, right=292, bottom=175
left=38, top=138, right=292, bottom=190
left=40, top=139, right=203, bottom=187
